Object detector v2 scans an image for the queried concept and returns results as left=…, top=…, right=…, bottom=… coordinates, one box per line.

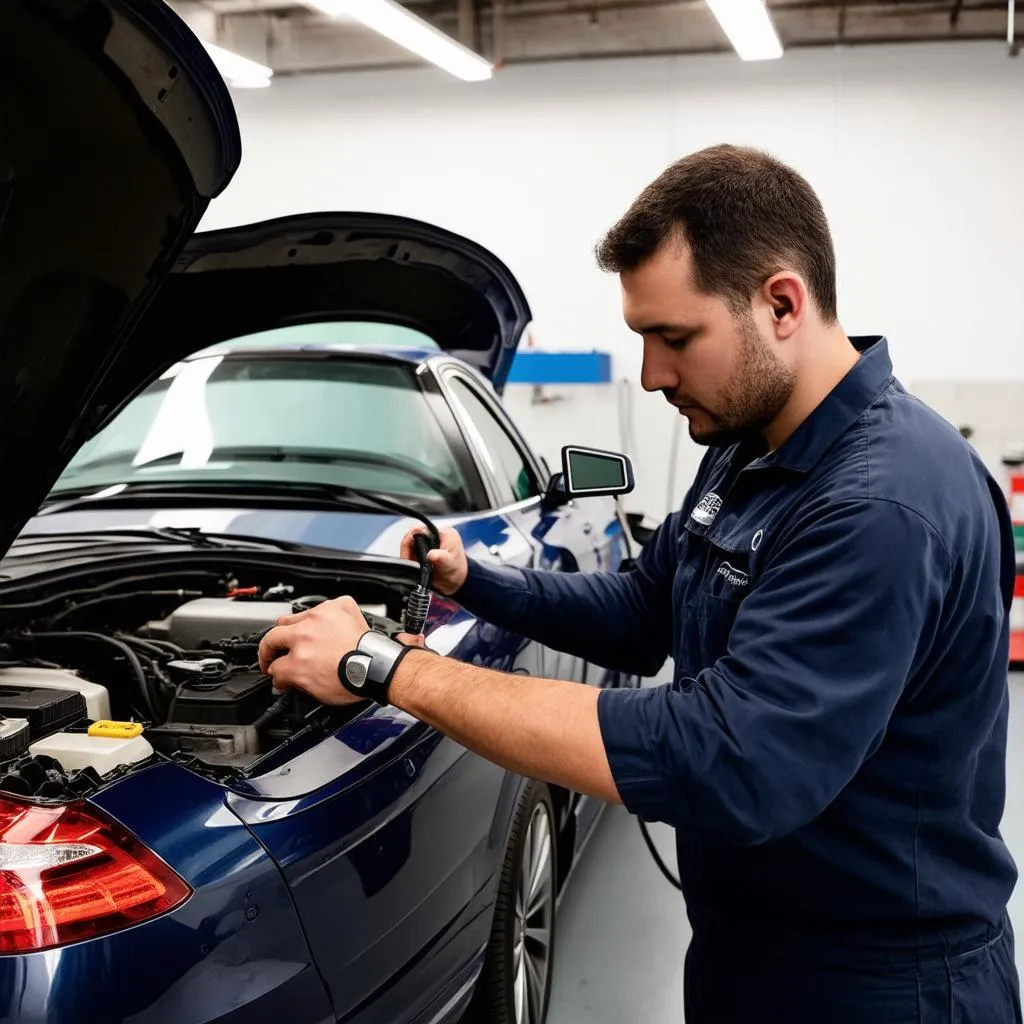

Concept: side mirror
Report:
left=542, top=445, right=635, bottom=510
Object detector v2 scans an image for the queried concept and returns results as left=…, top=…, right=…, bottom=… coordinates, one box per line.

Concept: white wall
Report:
left=202, top=43, right=1024, bottom=519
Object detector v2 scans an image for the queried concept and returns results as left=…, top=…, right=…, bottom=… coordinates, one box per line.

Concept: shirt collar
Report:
left=749, top=335, right=894, bottom=474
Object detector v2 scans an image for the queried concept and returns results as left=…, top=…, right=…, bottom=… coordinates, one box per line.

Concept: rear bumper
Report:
left=0, top=762, right=333, bottom=1024
left=0, top=955, right=333, bottom=1024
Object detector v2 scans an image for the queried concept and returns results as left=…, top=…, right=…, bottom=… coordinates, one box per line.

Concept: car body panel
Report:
left=0, top=761, right=333, bottom=1024
left=229, top=718, right=504, bottom=1023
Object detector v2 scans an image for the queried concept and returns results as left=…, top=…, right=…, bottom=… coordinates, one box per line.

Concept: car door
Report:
left=444, top=372, right=628, bottom=578
left=437, top=367, right=637, bottom=852
left=438, top=367, right=629, bottom=685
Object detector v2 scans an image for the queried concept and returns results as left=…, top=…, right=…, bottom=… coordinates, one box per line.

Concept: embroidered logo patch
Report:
left=717, top=561, right=750, bottom=588
left=690, top=491, right=722, bottom=526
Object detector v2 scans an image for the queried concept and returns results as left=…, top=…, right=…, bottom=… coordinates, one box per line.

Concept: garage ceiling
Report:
left=170, top=0, right=1023, bottom=76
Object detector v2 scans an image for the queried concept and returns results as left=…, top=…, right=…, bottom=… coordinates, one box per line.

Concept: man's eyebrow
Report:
left=629, top=321, right=698, bottom=336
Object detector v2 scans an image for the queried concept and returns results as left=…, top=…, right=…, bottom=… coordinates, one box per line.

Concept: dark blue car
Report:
left=0, top=4, right=641, bottom=1021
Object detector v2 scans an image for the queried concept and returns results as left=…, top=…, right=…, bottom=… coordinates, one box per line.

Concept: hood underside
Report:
left=116, top=212, right=533, bottom=395
left=0, top=0, right=240, bottom=559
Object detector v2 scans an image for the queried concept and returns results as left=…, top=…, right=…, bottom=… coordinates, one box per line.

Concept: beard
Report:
left=680, top=313, right=795, bottom=448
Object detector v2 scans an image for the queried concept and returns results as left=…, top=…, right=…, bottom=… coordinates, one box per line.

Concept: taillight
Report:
left=0, top=796, right=191, bottom=953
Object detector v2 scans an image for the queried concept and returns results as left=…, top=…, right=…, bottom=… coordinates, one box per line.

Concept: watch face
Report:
left=345, top=654, right=372, bottom=688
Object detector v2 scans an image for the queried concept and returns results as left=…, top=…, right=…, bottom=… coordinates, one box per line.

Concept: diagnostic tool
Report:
left=403, top=532, right=436, bottom=637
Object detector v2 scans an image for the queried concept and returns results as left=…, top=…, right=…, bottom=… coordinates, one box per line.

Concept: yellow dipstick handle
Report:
left=87, top=720, right=144, bottom=739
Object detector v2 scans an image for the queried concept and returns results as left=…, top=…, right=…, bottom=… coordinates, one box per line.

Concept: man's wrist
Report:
left=337, top=631, right=426, bottom=705
left=386, top=647, right=439, bottom=714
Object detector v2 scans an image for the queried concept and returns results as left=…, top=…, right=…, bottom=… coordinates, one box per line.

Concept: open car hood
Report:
left=0, top=0, right=240, bottom=558
left=121, top=212, right=534, bottom=392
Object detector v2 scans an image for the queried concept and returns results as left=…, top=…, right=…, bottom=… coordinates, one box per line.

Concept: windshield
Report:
left=50, top=354, right=472, bottom=511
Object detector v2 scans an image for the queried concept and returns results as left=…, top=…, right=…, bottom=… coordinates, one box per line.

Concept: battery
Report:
left=170, top=671, right=269, bottom=726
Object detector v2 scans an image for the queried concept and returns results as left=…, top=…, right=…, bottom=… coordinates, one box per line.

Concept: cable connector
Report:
left=403, top=533, right=435, bottom=636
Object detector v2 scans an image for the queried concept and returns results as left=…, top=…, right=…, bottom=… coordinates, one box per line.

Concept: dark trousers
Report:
left=685, top=918, right=1023, bottom=1023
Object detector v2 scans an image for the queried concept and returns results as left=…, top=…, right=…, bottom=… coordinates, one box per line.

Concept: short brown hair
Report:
left=595, top=144, right=837, bottom=323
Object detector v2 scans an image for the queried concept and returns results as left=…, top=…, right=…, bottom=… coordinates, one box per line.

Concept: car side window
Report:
left=446, top=378, right=539, bottom=507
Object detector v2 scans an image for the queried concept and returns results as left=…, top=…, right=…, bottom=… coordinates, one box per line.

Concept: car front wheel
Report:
left=466, top=780, right=558, bottom=1024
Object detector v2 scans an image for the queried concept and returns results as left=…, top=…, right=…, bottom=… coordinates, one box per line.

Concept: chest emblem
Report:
left=717, top=561, right=750, bottom=588
left=690, top=491, right=722, bottom=526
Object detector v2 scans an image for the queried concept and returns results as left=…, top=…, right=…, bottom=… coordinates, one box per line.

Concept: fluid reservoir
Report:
left=0, top=667, right=111, bottom=721
left=28, top=730, right=153, bottom=775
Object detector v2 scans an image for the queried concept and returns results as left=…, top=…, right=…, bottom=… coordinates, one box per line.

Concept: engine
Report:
left=0, top=579, right=404, bottom=795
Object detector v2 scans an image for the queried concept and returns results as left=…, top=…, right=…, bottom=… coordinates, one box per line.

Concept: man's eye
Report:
left=665, top=336, right=691, bottom=351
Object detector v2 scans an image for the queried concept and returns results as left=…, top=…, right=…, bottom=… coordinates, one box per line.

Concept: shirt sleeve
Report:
left=596, top=496, right=952, bottom=845
left=452, top=511, right=682, bottom=678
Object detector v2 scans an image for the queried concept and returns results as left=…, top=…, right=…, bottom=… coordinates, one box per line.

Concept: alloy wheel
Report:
left=513, top=802, right=554, bottom=1024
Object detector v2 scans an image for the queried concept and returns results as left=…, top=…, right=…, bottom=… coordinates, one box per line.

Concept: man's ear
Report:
left=762, top=273, right=806, bottom=340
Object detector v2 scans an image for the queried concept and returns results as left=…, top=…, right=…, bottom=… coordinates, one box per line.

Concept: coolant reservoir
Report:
left=0, top=667, right=111, bottom=721
left=29, top=730, right=153, bottom=775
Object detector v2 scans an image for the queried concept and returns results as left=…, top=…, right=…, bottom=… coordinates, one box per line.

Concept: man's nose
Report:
left=640, top=343, right=677, bottom=394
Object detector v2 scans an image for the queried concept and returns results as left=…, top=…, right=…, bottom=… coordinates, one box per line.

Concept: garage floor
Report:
left=548, top=673, right=1024, bottom=1023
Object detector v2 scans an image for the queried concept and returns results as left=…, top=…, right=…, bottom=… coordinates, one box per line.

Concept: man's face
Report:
left=622, top=239, right=795, bottom=447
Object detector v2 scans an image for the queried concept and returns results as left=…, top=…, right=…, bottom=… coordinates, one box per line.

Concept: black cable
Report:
left=141, top=638, right=187, bottom=655
left=638, top=818, right=682, bottom=891
left=25, top=631, right=160, bottom=722
left=46, top=589, right=204, bottom=626
left=252, top=691, right=292, bottom=733
left=335, top=489, right=440, bottom=550
left=114, top=633, right=183, bottom=659
left=166, top=681, right=188, bottom=724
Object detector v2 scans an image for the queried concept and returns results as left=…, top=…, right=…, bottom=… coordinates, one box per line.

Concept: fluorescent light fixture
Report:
left=706, top=0, right=783, bottom=61
left=201, top=40, right=274, bottom=88
left=305, top=0, right=493, bottom=81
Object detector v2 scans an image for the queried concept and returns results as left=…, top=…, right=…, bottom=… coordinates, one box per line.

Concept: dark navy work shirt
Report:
left=456, top=336, right=1018, bottom=956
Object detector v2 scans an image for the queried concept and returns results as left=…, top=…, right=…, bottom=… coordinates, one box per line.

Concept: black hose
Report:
left=166, top=681, right=188, bottom=724
left=140, top=638, right=187, bottom=655
left=638, top=818, right=682, bottom=891
left=46, top=589, right=204, bottom=625
left=253, top=691, right=292, bottom=732
left=114, top=633, right=183, bottom=659
left=348, top=492, right=440, bottom=550
left=112, top=635, right=181, bottom=711
left=25, top=631, right=160, bottom=723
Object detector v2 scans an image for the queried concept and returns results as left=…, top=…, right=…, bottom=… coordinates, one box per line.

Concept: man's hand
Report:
left=258, top=596, right=370, bottom=706
left=400, top=526, right=468, bottom=596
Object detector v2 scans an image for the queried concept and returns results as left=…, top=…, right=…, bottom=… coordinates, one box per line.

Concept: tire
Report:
left=465, top=780, right=558, bottom=1024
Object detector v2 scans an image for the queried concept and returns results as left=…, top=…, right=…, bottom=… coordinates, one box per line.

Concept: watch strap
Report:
left=337, top=631, right=423, bottom=705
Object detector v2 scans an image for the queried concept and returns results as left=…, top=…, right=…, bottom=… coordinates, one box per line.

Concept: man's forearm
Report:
left=454, top=559, right=670, bottom=678
left=389, top=650, right=622, bottom=805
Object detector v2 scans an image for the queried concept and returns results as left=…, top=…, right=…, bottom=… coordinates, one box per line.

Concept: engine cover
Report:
left=167, top=598, right=295, bottom=649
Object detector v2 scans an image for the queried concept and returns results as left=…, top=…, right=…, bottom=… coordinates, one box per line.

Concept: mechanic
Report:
left=258, top=144, right=1022, bottom=1022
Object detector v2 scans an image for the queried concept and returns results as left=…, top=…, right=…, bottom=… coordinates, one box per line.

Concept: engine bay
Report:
left=0, top=556, right=410, bottom=798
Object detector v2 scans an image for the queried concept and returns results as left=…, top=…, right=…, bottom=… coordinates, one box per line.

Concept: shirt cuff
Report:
left=597, top=685, right=685, bottom=827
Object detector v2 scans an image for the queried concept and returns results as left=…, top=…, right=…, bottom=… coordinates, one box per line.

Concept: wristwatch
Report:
left=337, top=630, right=423, bottom=705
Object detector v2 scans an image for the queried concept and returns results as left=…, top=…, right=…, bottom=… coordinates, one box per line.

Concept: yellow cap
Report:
left=87, top=720, right=144, bottom=739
